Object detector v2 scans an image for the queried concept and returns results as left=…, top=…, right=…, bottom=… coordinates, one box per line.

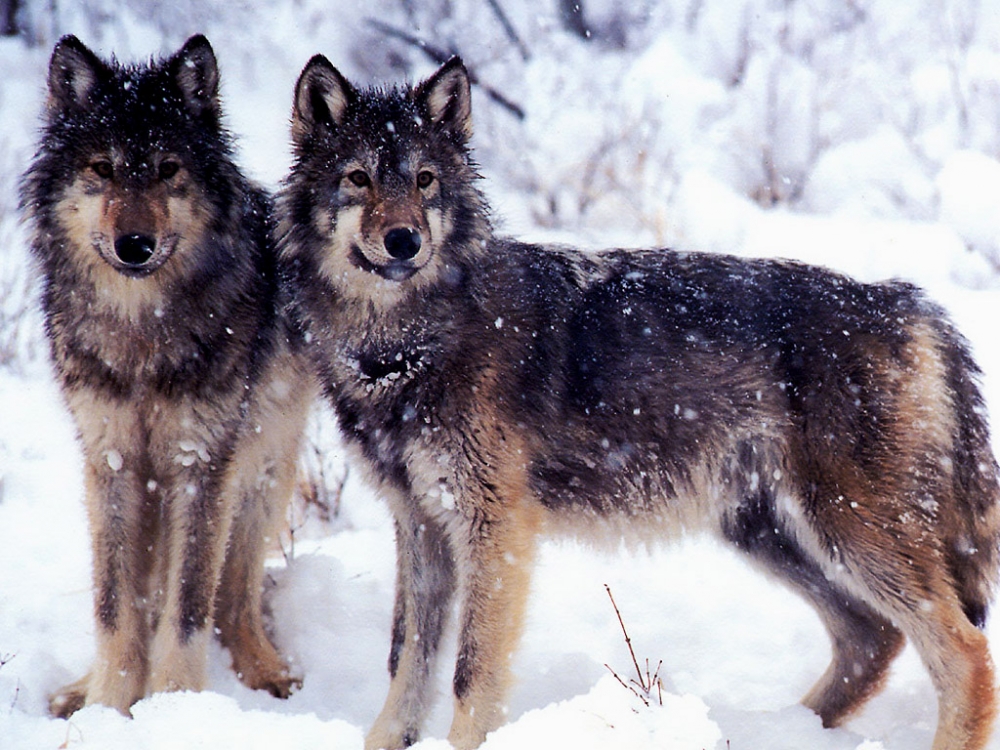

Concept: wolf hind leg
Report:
left=722, top=494, right=905, bottom=727
left=215, top=356, right=316, bottom=698
left=792, top=489, right=994, bottom=749
left=906, top=607, right=996, bottom=750
left=847, top=564, right=995, bottom=749
left=800, top=595, right=904, bottom=725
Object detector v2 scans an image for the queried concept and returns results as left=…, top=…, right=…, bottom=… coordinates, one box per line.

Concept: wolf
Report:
left=19, top=35, right=315, bottom=717
left=278, top=55, right=1000, bottom=750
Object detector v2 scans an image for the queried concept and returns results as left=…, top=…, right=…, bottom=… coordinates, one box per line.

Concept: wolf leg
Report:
left=792, top=487, right=994, bottom=750
left=214, top=481, right=299, bottom=698
left=52, top=394, right=155, bottom=716
left=367, top=509, right=457, bottom=750
left=146, top=467, right=231, bottom=693
left=800, top=596, right=904, bottom=726
left=848, top=557, right=995, bottom=750
left=446, top=499, right=542, bottom=750
left=146, top=403, right=240, bottom=695
left=897, top=603, right=995, bottom=750
left=839, top=511, right=996, bottom=750
left=723, top=493, right=905, bottom=726
left=215, top=367, right=313, bottom=697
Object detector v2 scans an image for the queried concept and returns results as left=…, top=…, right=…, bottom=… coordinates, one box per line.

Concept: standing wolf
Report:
left=20, top=35, right=314, bottom=716
left=279, top=55, right=1000, bottom=750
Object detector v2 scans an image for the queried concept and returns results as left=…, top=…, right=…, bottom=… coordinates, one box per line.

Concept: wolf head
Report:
left=281, top=56, right=490, bottom=307
left=23, top=35, right=238, bottom=285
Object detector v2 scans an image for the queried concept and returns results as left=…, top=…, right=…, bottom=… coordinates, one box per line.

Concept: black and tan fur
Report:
left=278, top=56, right=1000, bottom=750
left=20, top=35, right=315, bottom=716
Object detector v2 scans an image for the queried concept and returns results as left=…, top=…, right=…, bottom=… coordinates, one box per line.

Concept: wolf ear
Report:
left=47, top=35, right=106, bottom=112
left=414, top=57, right=473, bottom=141
left=170, top=34, right=220, bottom=117
left=291, top=55, right=355, bottom=144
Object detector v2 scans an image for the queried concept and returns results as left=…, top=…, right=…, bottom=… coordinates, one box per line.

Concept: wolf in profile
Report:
left=20, top=35, right=314, bottom=716
left=278, top=55, right=1000, bottom=750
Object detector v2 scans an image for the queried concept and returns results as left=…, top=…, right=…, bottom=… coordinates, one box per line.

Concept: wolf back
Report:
left=20, top=35, right=314, bottom=717
left=279, top=57, right=1000, bottom=750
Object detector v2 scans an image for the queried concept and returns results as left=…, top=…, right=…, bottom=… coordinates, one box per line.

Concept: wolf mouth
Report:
left=349, top=244, right=419, bottom=282
left=381, top=261, right=418, bottom=282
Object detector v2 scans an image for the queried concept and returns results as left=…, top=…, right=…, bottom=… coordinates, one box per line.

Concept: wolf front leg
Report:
left=215, top=365, right=315, bottom=698
left=146, top=404, right=241, bottom=695
left=367, top=508, right=457, bottom=750
left=447, top=495, right=542, bottom=750
left=51, top=393, right=156, bottom=717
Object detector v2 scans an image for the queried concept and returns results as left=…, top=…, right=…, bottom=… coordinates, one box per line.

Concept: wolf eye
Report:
left=91, top=160, right=114, bottom=179
left=158, top=160, right=180, bottom=180
left=416, top=171, right=435, bottom=189
left=347, top=170, right=371, bottom=188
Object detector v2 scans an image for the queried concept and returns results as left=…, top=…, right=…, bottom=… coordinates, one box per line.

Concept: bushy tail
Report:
left=938, top=320, right=1000, bottom=629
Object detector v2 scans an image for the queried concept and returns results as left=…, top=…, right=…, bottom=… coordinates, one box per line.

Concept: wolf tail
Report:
left=938, top=317, right=1000, bottom=629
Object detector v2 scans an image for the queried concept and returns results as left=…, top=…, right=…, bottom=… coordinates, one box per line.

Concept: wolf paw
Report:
left=49, top=675, right=89, bottom=719
left=365, top=721, right=419, bottom=750
left=232, top=648, right=302, bottom=699
left=258, top=670, right=303, bottom=700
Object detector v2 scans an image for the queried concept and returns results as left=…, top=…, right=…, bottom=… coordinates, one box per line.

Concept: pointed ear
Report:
left=47, top=35, right=105, bottom=111
left=291, top=54, right=355, bottom=145
left=414, top=57, right=472, bottom=141
left=170, top=34, right=220, bottom=117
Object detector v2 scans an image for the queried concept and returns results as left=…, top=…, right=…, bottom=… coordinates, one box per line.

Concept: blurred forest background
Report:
left=3, top=0, right=1000, bottom=371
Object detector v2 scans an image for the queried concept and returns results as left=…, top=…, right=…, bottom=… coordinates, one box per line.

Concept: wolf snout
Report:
left=384, top=227, right=422, bottom=261
left=115, top=233, right=157, bottom=267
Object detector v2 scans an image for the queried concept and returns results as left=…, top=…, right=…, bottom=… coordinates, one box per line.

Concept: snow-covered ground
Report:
left=4, top=1, right=1000, bottom=748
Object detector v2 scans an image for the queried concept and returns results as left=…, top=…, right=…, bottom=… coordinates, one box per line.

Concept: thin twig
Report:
left=604, top=585, right=665, bottom=707
left=484, top=0, right=530, bottom=61
left=365, top=18, right=526, bottom=120
left=603, top=663, right=649, bottom=707
left=605, top=584, right=644, bottom=687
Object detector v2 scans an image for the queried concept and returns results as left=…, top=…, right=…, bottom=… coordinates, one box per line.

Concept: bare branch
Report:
left=605, top=584, right=644, bottom=686
left=603, top=663, right=649, bottom=707
left=484, top=0, right=530, bottom=61
left=604, top=584, right=664, bottom=706
left=365, top=18, right=525, bottom=120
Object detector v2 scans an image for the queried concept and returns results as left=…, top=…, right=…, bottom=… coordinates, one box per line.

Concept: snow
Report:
left=937, top=151, right=1000, bottom=269
left=4, top=1, right=1000, bottom=749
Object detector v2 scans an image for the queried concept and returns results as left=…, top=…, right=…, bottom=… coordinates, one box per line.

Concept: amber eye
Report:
left=158, top=160, right=180, bottom=180
left=91, top=160, right=114, bottom=179
left=347, top=170, right=371, bottom=188
left=416, top=171, right=435, bottom=189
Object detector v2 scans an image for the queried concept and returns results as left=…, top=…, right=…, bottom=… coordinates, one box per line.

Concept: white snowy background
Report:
left=3, top=1, right=1000, bottom=748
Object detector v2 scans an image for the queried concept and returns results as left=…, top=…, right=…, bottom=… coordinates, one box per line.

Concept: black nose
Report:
left=115, top=234, right=156, bottom=266
left=384, top=227, right=422, bottom=261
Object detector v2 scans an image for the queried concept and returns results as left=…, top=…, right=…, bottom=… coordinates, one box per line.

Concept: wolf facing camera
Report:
left=20, top=35, right=315, bottom=717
